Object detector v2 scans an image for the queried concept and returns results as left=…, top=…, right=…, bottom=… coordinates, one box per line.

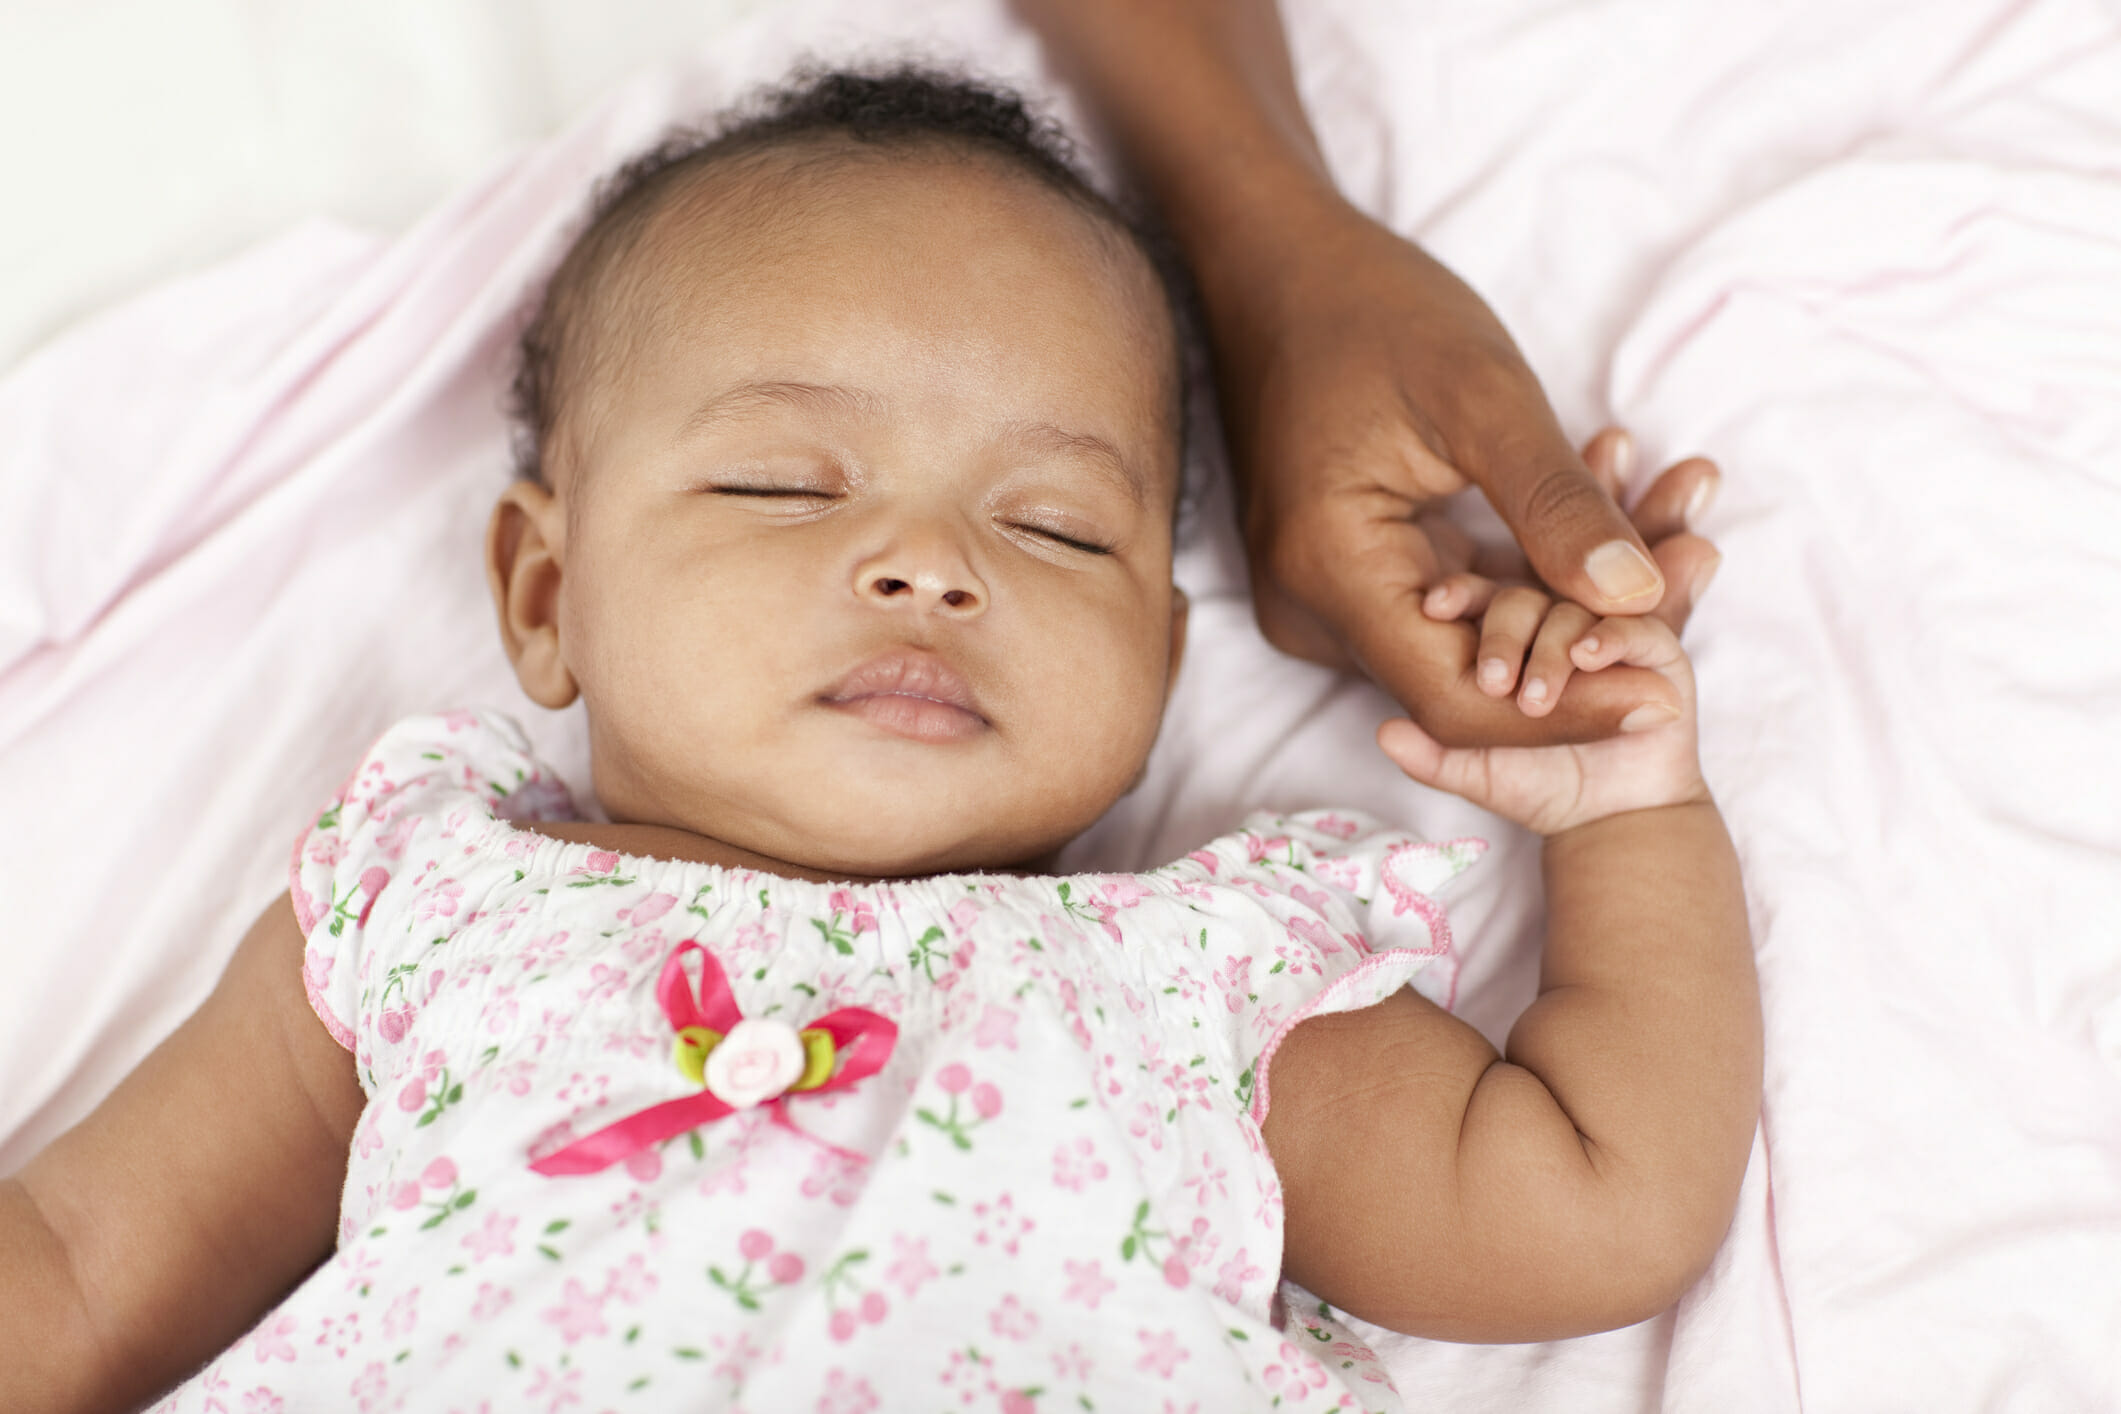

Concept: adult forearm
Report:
left=1517, top=803, right=1762, bottom=1261
left=1014, top=0, right=1345, bottom=289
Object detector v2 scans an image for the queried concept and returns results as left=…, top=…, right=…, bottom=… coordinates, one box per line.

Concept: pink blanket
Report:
left=5, top=0, right=2119, bottom=1407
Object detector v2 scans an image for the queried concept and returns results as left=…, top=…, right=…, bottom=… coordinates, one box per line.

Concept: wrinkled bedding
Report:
left=3, top=1, right=2118, bottom=1409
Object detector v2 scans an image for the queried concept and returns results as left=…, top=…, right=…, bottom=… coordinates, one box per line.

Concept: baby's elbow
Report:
left=1346, top=1176, right=1745, bottom=1343
left=1586, top=1177, right=1746, bottom=1331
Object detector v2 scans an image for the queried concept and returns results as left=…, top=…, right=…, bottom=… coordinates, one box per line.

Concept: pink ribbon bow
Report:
left=529, top=942, right=896, bottom=1177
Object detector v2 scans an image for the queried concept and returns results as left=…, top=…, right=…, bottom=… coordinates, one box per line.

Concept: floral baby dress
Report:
left=157, top=710, right=1482, bottom=1414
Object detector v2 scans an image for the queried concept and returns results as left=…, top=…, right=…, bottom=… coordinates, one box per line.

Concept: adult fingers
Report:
left=1628, top=455, right=1721, bottom=544
left=1470, top=540, right=1531, bottom=581
left=1305, top=509, right=1685, bottom=747
left=1357, top=605, right=1682, bottom=748
left=1471, top=414, right=1665, bottom=617
left=1643, top=533, right=1723, bottom=636
left=1249, top=493, right=1447, bottom=674
left=1580, top=426, right=1634, bottom=504
left=1564, top=616, right=1689, bottom=734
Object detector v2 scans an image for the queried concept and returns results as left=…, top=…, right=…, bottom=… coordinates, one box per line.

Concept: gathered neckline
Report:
left=464, top=803, right=1231, bottom=901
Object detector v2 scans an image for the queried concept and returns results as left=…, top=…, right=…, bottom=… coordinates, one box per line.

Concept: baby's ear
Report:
left=1164, top=585, right=1190, bottom=707
left=486, top=481, right=580, bottom=709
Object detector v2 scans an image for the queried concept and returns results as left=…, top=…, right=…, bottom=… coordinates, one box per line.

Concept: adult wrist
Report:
left=1169, top=159, right=1355, bottom=315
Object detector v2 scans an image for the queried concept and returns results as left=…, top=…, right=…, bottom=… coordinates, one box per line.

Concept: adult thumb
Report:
left=1491, top=443, right=1666, bottom=616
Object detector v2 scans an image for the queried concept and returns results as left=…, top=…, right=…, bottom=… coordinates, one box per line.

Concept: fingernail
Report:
left=1691, top=553, right=1723, bottom=600
left=1620, top=704, right=1680, bottom=733
left=1522, top=678, right=1547, bottom=705
left=1479, top=659, right=1508, bottom=689
left=1611, top=431, right=1636, bottom=483
left=1585, top=541, right=1662, bottom=603
left=1685, top=475, right=1720, bottom=528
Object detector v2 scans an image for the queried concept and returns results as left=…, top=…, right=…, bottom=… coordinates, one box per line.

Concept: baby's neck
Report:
left=521, top=820, right=878, bottom=885
left=518, top=819, right=1053, bottom=884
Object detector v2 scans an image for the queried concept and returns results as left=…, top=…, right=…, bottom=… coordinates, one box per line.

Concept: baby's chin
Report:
left=585, top=727, right=1135, bottom=880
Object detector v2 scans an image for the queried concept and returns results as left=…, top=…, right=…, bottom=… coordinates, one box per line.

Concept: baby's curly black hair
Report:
left=508, top=65, right=1195, bottom=490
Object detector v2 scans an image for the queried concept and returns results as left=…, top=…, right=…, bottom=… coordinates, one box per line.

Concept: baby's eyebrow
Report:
left=678, top=380, right=1145, bottom=505
left=680, top=380, right=885, bottom=438
left=994, top=419, right=1146, bottom=506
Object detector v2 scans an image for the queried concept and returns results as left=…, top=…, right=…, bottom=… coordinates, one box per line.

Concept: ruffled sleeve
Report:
left=1179, top=809, right=1485, bottom=1126
left=287, top=709, right=577, bottom=1054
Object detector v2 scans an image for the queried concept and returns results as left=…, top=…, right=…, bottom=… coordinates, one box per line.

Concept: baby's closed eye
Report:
left=1008, top=520, right=1112, bottom=555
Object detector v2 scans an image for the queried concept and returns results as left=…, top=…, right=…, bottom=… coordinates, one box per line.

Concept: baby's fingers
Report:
left=1421, top=572, right=1500, bottom=622
left=1519, top=601, right=1598, bottom=716
left=1473, top=586, right=1551, bottom=696
left=1568, top=615, right=1692, bottom=731
left=1569, top=612, right=1689, bottom=682
left=1377, top=715, right=1491, bottom=804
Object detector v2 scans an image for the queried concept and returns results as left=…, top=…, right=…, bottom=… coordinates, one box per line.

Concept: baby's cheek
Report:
left=1022, top=665, right=1163, bottom=813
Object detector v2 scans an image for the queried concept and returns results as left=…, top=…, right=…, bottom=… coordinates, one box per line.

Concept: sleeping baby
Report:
left=0, top=68, right=1760, bottom=1413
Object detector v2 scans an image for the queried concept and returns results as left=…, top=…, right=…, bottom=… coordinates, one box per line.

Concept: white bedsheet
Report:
left=4, top=1, right=2118, bottom=1409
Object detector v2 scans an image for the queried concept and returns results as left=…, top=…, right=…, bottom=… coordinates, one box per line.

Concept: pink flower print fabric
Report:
left=160, top=711, right=1481, bottom=1413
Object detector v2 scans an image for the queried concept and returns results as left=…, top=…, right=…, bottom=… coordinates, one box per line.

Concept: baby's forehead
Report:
left=623, top=141, right=1162, bottom=336
left=558, top=141, right=1183, bottom=487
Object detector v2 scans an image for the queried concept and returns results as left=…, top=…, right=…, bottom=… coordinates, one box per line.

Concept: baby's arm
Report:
left=0, top=894, right=363, bottom=1411
left=1263, top=612, right=1761, bottom=1341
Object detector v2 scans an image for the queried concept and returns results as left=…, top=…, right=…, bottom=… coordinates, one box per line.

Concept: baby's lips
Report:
left=821, top=647, right=984, bottom=718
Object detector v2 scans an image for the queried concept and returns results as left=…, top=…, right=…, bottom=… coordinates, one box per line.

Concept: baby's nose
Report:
left=854, top=529, right=987, bottom=618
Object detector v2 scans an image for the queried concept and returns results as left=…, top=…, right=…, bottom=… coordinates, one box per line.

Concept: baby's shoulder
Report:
left=341, top=709, right=577, bottom=826
left=290, top=710, right=577, bottom=937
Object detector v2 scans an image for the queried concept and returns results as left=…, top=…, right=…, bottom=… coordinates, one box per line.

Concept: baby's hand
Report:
left=1377, top=593, right=1708, bottom=835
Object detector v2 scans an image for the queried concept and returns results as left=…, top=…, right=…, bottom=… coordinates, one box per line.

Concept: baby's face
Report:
left=492, top=148, right=1186, bottom=879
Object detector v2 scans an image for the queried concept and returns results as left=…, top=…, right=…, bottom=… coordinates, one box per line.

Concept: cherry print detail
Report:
left=918, top=1065, right=1004, bottom=1149
left=710, top=1229, right=805, bottom=1312
left=818, top=1249, right=889, bottom=1342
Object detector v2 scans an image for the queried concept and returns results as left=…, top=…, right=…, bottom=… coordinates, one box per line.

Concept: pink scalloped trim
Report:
left=289, top=774, right=360, bottom=1050
left=303, top=962, right=358, bottom=1053
left=1377, top=882, right=1460, bottom=1012
left=1247, top=944, right=1456, bottom=1127
left=288, top=821, right=320, bottom=933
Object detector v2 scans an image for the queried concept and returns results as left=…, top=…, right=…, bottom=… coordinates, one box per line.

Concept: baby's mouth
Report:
left=820, top=649, right=989, bottom=743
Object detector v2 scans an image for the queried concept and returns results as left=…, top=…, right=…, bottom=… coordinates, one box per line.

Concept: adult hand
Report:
left=1207, top=197, right=1722, bottom=747
left=1012, top=0, right=1722, bottom=747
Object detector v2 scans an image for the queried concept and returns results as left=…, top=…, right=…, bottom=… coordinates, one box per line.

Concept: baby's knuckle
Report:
left=1493, top=584, right=1551, bottom=615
